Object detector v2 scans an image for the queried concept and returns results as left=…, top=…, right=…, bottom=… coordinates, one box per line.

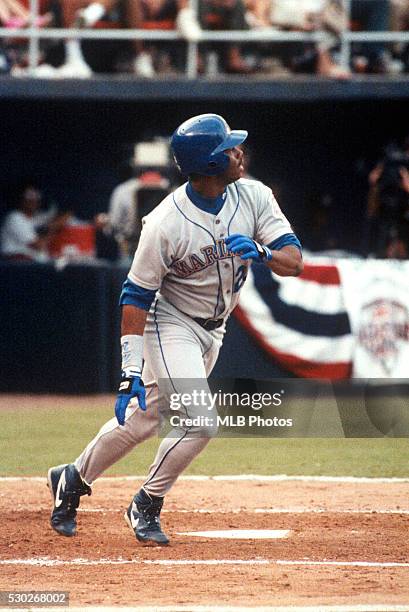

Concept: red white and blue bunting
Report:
left=235, top=257, right=409, bottom=379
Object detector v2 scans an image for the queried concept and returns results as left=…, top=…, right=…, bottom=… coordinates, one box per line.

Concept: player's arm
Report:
left=114, top=280, right=158, bottom=426
left=114, top=216, right=169, bottom=425
left=121, top=303, right=147, bottom=336
left=225, top=233, right=303, bottom=277
left=264, top=244, right=303, bottom=277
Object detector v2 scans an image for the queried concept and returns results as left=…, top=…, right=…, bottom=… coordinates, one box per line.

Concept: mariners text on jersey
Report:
left=171, top=240, right=234, bottom=278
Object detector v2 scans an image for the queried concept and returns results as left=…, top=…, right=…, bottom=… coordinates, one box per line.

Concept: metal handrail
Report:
left=0, top=27, right=341, bottom=40
left=2, top=27, right=409, bottom=42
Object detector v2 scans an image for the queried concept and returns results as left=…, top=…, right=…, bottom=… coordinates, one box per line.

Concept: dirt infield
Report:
left=1, top=477, right=409, bottom=608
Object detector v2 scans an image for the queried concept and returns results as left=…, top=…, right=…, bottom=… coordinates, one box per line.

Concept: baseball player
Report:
left=47, top=113, right=303, bottom=546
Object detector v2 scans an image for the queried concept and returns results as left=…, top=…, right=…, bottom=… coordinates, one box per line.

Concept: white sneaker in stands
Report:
left=134, top=52, right=155, bottom=78
left=176, top=7, right=201, bottom=43
left=56, top=60, right=93, bottom=78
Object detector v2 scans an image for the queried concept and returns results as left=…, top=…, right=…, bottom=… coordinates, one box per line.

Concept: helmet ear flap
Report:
left=205, top=150, right=229, bottom=175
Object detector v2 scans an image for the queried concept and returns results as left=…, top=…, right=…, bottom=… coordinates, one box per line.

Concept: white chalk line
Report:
left=2, top=474, right=409, bottom=483
left=1, top=557, right=409, bottom=569
left=177, top=529, right=290, bottom=539
left=0, top=557, right=268, bottom=567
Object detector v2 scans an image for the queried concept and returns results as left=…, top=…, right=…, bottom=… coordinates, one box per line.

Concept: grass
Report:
left=1, top=395, right=408, bottom=477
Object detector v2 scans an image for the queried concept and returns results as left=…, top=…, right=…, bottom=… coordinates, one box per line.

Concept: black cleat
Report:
left=47, top=464, right=91, bottom=537
left=125, top=488, right=169, bottom=546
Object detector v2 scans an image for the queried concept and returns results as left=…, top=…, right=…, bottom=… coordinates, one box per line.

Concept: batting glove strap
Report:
left=225, top=234, right=272, bottom=263
left=123, top=366, right=142, bottom=378
left=118, top=376, right=144, bottom=395
left=254, top=241, right=273, bottom=262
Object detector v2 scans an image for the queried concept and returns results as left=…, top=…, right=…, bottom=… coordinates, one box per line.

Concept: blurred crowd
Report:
left=0, top=140, right=180, bottom=264
left=1, top=0, right=409, bottom=77
left=2, top=134, right=409, bottom=264
left=0, top=181, right=97, bottom=262
left=0, top=176, right=176, bottom=264
left=298, top=135, right=409, bottom=259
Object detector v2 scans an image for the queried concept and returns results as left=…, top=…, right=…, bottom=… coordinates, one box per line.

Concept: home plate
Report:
left=177, top=529, right=290, bottom=539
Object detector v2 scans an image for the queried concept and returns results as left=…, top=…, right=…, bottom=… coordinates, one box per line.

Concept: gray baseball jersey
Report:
left=127, top=178, right=293, bottom=320
left=75, top=178, right=296, bottom=497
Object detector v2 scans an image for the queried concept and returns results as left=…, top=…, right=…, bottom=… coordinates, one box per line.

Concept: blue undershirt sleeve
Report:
left=268, top=233, right=302, bottom=253
left=119, top=278, right=158, bottom=311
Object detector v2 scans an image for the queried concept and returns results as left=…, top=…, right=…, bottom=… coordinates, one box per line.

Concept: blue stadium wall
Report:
left=0, top=262, right=290, bottom=393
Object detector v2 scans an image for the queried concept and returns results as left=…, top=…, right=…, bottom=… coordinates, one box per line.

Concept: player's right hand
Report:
left=115, top=372, right=146, bottom=426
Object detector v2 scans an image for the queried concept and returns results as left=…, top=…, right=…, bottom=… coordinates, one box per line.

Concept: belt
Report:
left=193, top=317, right=224, bottom=331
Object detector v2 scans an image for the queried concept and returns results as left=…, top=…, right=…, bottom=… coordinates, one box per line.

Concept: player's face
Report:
left=222, top=146, right=245, bottom=183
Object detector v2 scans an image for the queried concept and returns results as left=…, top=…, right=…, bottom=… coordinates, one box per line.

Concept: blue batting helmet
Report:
left=171, top=114, right=248, bottom=176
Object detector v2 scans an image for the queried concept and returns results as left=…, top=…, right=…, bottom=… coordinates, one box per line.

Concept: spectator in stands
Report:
left=390, top=0, right=409, bottom=72
left=9, top=1, right=124, bottom=77
left=0, top=0, right=52, bottom=28
left=0, top=182, right=66, bottom=261
left=199, top=0, right=255, bottom=73
left=252, top=0, right=351, bottom=77
left=56, top=0, right=201, bottom=77
left=118, top=0, right=201, bottom=76
left=266, top=0, right=390, bottom=76
left=131, top=0, right=284, bottom=77
left=364, top=138, right=409, bottom=256
left=96, top=168, right=170, bottom=258
left=350, top=0, right=392, bottom=73
left=103, top=171, right=141, bottom=257
left=54, top=1, right=116, bottom=77
left=3, top=0, right=54, bottom=76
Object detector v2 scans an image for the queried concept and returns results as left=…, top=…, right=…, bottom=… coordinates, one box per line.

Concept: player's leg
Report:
left=74, top=375, right=162, bottom=483
left=48, top=367, right=165, bottom=537
left=125, top=303, right=221, bottom=545
left=144, top=305, right=221, bottom=497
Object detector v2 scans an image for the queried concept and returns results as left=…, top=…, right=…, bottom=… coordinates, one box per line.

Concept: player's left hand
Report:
left=225, top=234, right=272, bottom=262
left=115, top=372, right=146, bottom=426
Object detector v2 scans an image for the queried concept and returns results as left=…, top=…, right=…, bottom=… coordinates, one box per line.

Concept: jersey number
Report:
left=234, top=265, right=248, bottom=293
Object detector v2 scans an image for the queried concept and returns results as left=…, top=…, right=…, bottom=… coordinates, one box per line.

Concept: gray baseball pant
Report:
left=75, top=298, right=223, bottom=497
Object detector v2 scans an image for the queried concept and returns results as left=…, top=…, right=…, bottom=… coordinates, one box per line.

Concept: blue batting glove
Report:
left=115, top=373, right=146, bottom=426
left=225, top=234, right=272, bottom=262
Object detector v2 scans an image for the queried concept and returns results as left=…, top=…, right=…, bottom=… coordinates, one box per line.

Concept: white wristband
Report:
left=121, top=334, right=143, bottom=377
